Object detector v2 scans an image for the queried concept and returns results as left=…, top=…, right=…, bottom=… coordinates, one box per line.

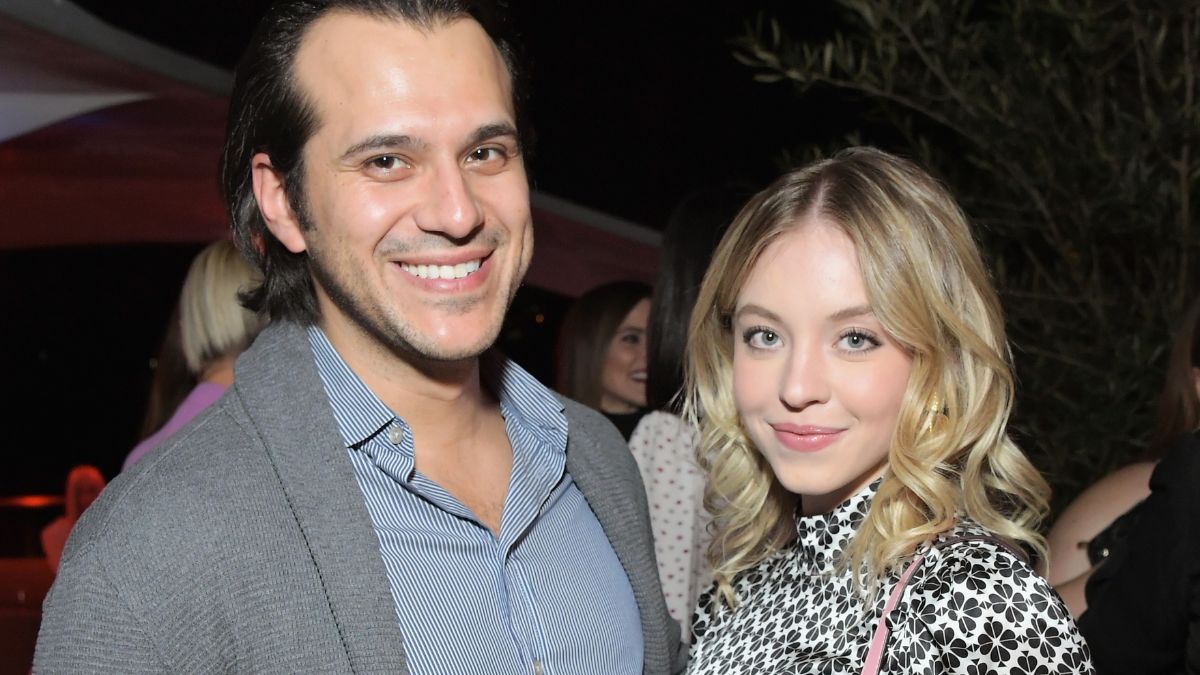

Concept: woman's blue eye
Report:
left=838, top=330, right=880, bottom=352
left=743, top=327, right=780, bottom=349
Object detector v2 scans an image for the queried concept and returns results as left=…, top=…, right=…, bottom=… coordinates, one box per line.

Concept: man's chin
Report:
left=393, top=319, right=505, bottom=365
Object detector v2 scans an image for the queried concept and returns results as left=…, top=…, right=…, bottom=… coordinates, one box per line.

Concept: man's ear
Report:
left=251, top=152, right=309, bottom=254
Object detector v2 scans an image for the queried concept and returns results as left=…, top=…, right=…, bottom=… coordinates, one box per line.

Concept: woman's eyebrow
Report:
left=828, top=304, right=874, bottom=322
left=734, top=303, right=783, bottom=323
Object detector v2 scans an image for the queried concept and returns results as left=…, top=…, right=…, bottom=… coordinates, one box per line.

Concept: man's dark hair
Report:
left=219, top=0, right=527, bottom=323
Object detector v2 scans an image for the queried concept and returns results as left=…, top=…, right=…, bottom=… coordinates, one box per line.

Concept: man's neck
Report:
left=317, top=318, right=498, bottom=451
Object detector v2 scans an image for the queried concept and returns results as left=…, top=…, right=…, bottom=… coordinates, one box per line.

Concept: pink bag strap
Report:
left=858, top=535, right=1022, bottom=675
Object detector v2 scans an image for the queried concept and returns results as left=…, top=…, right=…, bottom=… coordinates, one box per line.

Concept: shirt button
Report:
left=532, top=659, right=544, bottom=675
left=387, top=426, right=404, bottom=444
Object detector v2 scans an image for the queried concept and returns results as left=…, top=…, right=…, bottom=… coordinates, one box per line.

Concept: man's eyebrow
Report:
left=338, top=123, right=520, bottom=162
left=339, top=134, right=426, bottom=161
left=464, top=122, right=520, bottom=150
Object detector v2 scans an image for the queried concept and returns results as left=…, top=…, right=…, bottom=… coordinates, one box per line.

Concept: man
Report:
left=34, top=1, right=683, bottom=672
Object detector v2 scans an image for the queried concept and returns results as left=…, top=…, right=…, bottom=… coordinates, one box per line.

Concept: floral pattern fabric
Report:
left=688, top=481, right=1094, bottom=674
left=628, top=411, right=711, bottom=632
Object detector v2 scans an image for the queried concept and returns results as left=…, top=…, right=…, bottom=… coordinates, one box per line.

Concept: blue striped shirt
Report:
left=307, top=327, right=643, bottom=675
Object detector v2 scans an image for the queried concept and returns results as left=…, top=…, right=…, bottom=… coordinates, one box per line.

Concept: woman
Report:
left=556, top=280, right=652, bottom=439
left=124, top=240, right=265, bottom=469
left=629, top=186, right=748, bottom=627
left=1076, top=296, right=1200, bottom=673
left=1047, top=297, right=1200, bottom=617
left=684, top=148, right=1092, bottom=672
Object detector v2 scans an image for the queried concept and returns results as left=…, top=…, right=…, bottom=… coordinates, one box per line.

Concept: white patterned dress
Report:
left=688, top=482, right=1094, bottom=674
left=628, top=411, right=711, bottom=631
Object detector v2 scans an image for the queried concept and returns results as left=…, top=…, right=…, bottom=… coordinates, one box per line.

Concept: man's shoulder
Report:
left=557, top=396, right=635, bottom=465
left=65, top=395, right=276, bottom=565
left=558, top=395, right=621, bottom=440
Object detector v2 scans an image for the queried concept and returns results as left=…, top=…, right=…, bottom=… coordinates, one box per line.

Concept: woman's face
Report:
left=732, top=220, right=912, bottom=515
left=600, top=298, right=651, bottom=413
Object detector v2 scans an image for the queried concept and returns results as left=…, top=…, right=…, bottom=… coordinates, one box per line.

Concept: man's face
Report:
left=282, top=12, right=532, bottom=364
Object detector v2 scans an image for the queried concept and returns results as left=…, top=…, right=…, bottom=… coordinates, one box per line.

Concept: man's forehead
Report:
left=291, top=11, right=514, bottom=117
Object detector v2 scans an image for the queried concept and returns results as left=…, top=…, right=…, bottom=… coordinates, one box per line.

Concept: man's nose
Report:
left=778, top=346, right=830, bottom=411
left=414, top=160, right=483, bottom=239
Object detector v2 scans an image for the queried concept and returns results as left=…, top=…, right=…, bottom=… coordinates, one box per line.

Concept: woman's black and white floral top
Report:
left=688, top=482, right=1094, bottom=674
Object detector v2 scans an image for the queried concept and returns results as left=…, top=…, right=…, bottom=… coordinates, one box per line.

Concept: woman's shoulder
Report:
left=628, top=411, right=700, bottom=466
left=904, top=526, right=1037, bottom=612
left=630, top=410, right=696, bottom=445
left=907, top=526, right=1089, bottom=629
left=909, top=522, right=1042, bottom=591
left=898, top=523, right=1093, bottom=669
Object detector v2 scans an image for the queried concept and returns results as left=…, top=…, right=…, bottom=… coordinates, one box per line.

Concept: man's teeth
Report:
left=400, top=259, right=482, bottom=280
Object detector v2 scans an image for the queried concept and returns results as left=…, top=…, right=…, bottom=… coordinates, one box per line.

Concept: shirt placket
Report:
left=495, top=421, right=565, bottom=675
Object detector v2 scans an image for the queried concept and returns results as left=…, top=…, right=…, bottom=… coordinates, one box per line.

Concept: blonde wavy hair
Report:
left=684, top=147, right=1050, bottom=608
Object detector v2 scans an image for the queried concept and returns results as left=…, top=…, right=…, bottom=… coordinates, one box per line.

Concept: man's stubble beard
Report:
left=299, top=207, right=528, bottom=364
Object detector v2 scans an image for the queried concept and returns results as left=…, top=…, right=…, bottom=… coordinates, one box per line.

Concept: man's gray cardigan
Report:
left=34, top=322, right=684, bottom=673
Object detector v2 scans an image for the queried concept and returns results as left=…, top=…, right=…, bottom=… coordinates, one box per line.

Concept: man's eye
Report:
left=468, top=147, right=507, bottom=163
left=368, top=155, right=403, bottom=171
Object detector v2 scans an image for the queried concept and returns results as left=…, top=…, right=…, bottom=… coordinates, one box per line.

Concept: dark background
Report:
left=4, top=1, right=865, bottom=495
left=65, top=0, right=858, bottom=226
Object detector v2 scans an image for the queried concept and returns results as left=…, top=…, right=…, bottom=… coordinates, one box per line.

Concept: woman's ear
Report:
left=251, top=152, right=308, bottom=254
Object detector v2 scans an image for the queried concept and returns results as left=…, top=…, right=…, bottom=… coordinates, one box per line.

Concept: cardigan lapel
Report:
left=233, top=322, right=408, bottom=674
left=563, top=401, right=678, bottom=675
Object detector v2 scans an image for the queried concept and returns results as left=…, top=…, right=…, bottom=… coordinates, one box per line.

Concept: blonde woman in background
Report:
left=124, top=240, right=265, bottom=469
left=684, top=148, right=1092, bottom=673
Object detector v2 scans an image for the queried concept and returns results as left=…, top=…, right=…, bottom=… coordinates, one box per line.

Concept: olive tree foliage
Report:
left=735, top=1, right=1199, bottom=509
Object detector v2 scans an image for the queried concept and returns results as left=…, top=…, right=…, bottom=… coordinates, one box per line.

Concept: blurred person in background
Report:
left=1072, top=295, right=1200, bottom=673
left=556, top=280, right=652, bottom=439
left=40, top=465, right=105, bottom=573
left=136, top=303, right=196, bottom=444
left=123, top=240, right=265, bottom=470
left=629, top=186, right=746, bottom=627
left=1048, top=296, right=1200, bottom=615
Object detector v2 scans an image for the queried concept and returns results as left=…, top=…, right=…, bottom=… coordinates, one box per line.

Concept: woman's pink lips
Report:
left=770, top=424, right=845, bottom=453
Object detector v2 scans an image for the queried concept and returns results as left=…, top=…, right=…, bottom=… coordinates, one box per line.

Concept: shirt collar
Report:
left=306, top=326, right=567, bottom=453
left=307, top=326, right=394, bottom=448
